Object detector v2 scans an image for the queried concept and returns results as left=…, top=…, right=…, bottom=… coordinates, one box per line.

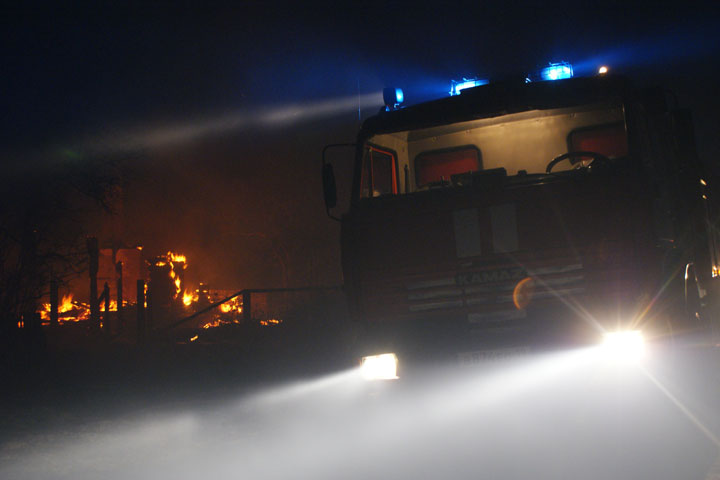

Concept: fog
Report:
left=3, top=346, right=718, bottom=480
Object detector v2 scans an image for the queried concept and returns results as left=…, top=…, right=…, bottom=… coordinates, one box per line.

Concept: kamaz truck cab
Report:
left=323, top=67, right=717, bottom=378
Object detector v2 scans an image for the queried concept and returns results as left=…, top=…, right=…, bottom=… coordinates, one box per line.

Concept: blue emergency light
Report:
left=383, top=87, right=404, bottom=110
left=450, top=78, right=489, bottom=96
left=539, top=62, right=573, bottom=81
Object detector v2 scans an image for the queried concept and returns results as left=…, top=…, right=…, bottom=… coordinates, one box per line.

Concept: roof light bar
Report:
left=450, top=77, right=489, bottom=96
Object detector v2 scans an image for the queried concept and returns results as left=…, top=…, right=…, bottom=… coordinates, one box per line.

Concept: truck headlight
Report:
left=360, top=353, right=399, bottom=380
left=602, top=330, right=644, bottom=362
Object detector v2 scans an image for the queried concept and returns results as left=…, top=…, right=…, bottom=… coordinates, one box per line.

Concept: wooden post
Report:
left=103, top=282, right=111, bottom=335
left=87, top=237, right=100, bottom=332
left=115, top=262, right=123, bottom=330
left=50, top=279, right=59, bottom=327
left=137, top=280, right=145, bottom=347
left=243, top=291, right=251, bottom=324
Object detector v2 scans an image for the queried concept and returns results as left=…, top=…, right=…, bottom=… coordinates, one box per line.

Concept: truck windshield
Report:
left=361, top=101, right=627, bottom=196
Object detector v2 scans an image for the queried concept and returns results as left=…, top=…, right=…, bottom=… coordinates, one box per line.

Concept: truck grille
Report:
left=404, top=263, right=585, bottom=314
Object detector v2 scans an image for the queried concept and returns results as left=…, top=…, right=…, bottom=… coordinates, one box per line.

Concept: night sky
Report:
left=2, top=1, right=719, bottom=290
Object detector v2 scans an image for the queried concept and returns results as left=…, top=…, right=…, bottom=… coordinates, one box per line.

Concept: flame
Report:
left=218, top=297, right=242, bottom=313
left=201, top=297, right=244, bottom=328
left=169, top=253, right=186, bottom=263
left=155, top=251, right=187, bottom=298
left=182, top=290, right=198, bottom=307
left=60, top=294, right=74, bottom=312
left=38, top=293, right=92, bottom=323
left=202, top=318, right=242, bottom=329
left=103, top=299, right=127, bottom=311
left=260, top=319, right=282, bottom=326
left=155, top=251, right=187, bottom=266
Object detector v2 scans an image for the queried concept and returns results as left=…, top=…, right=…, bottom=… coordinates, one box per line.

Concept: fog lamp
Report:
left=602, top=330, right=644, bottom=362
left=360, top=353, right=399, bottom=380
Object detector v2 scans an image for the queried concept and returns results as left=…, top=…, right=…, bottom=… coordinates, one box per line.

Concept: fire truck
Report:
left=323, top=64, right=718, bottom=379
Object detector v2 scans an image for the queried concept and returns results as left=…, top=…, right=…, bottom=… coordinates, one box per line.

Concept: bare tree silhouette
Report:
left=0, top=152, right=121, bottom=364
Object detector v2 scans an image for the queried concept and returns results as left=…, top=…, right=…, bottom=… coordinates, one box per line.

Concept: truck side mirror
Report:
left=322, top=143, right=356, bottom=221
left=322, top=163, right=337, bottom=209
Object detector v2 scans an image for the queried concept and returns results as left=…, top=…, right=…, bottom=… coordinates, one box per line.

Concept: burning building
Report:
left=37, top=246, right=281, bottom=339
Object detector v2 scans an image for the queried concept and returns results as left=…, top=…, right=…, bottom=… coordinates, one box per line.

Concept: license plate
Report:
left=457, top=346, right=531, bottom=366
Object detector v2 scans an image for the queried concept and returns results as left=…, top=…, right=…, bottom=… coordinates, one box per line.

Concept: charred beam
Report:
left=87, top=237, right=100, bottom=332
left=116, top=261, right=123, bottom=330
left=137, top=280, right=145, bottom=347
left=158, top=285, right=342, bottom=332
left=102, top=282, right=111, bottom=335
